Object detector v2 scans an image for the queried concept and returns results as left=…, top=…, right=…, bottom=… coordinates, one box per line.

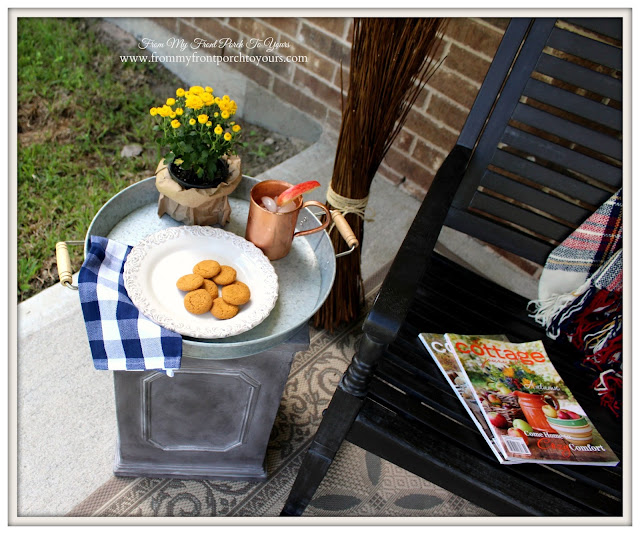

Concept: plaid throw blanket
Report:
left=78, top=236, right=182, bottom=374
left=529, top=189, right=622, bottom=416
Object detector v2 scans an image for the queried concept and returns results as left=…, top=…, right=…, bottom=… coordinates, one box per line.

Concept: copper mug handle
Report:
left=293, top=200, right=332, bottom=238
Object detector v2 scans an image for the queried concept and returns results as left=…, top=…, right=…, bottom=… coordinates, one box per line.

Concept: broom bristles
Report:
left=315, top=18, right=448, bottom=331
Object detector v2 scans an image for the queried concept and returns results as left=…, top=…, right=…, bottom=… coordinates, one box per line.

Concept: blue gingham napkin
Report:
left=78, top=236, right=182, bottom=374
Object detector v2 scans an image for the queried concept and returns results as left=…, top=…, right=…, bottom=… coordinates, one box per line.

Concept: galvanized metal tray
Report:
left=85, top=176, right=336, bottom=359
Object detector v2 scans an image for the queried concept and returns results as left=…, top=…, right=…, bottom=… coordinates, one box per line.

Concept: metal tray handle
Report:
left=55, top=241, right=83, bottom=290
left=330, top=210, right=359, bottom=258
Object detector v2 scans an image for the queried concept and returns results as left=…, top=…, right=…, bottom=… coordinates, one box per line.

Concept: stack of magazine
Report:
left=419, top=333, right=619, bottom=466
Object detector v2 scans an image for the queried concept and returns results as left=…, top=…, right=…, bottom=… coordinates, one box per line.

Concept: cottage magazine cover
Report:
left=443, top=334, right=619, bottom=466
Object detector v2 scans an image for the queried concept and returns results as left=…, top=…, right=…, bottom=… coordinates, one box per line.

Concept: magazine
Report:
left=420, top=333, right=619, bottom=466
left=419, top=333, right=520, bottom=464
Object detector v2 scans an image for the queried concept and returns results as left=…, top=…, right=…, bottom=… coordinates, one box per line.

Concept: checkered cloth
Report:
left=78, top=236, right=182, bottom=374
left=529, top=189, right=622, bottom=415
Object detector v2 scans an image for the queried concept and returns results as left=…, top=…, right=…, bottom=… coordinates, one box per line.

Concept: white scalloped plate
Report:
left=123, top=226, right=278, bottom=339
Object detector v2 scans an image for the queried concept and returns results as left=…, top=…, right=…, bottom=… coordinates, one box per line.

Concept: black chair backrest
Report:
left=364, top=16, right=623, bottom=345
left=445, top=18, right=623, bottom=266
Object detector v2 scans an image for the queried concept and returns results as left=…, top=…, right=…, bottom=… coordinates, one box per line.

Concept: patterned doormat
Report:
left=66, top=273, right=492, bottom=519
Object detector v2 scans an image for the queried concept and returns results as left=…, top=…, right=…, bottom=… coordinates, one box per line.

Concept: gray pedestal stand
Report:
left=112, top=327, right=309, bottom=480
left=85, top=177, right=333, bottom=480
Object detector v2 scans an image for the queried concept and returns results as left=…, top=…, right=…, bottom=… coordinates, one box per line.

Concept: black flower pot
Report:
left=168, top=158, right=229, bottom=189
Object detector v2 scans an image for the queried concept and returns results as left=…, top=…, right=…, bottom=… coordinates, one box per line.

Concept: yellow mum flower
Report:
left=171, top=119, right=181, bottom=129
left=201, top=92, right=214, bottom=105
left=170, top=111, right=176, bottom=119
left=185, top=94, right=204, bottom=110
left=189, top=118, right=196, bottom=125
left=175, top=108, right=184, bottom=116
left=149, top=107, right=158, bottom=116
left=198, top=114, right=209, bottom=124
left=224, top=132, right=232, bottom=141
left=214, top=125, right=223, bottom=135
left=176, top=88, right=185, bottom=97
left=205, top=86, right=213, bottom=93
left=214, top=112, right=219, bottom=118
left=166, top=98, right=176, bottom=106
left=214, top=97, right=221, bottom=105
left=189, top=85, right=204, bottom=95
left=232, top=124, right=241, bottom=132
left=222, top=95, right=230, bottom=102
left=206, top=121, right=212, bottom=127
left=221, top=110, right=230, bottom=120
left=158, top=105, right=172, bottom=117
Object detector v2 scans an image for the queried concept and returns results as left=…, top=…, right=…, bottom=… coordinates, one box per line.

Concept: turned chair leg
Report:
left=281, top=334, right=386, bottom=516
left=280, top=387, right=364, bottom=515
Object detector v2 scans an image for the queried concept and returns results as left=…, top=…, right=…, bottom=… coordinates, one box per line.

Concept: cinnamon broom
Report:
left=314, top=18, right=448, bottom=331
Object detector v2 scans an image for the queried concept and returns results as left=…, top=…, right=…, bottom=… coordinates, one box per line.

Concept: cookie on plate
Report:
left=211, top=297, right=239, bottom=320
left=193, top=260, right=221, bottom=279
left=176, top=273, right=204, bottom=292
left=221, top=281, right=251, bottom=306
left=213, top=265, right=237, bottom=286
left=202, top=279, right=219, bottom=300
left=184, top=289, right=213, bottom=315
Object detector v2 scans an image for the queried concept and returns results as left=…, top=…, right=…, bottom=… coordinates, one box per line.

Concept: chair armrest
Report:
left=363, top=144, right=473, bottom=344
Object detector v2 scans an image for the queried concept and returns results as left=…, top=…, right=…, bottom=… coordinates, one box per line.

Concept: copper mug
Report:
left=245, top=180, right=331, bottom=260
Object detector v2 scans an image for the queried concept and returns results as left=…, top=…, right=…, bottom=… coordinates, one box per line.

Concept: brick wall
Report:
left=151, top=17, right=509, bottom=199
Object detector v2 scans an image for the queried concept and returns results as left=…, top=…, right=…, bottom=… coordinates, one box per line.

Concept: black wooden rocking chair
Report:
left=281, top=17, right=623, bottom=517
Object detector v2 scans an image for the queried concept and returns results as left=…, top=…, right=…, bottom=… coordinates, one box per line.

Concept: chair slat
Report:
left=511, top=102, right=622, bottom=160
left=547, top=26, right=622, bottom=70
left=564, top=18, right=622, bottom=40
left=523, top=77, right=622, bottom=130
left=535, top=53, right=622, bottom=101
left=469, top=191, right=572, bottom=242
left=480, top=170, right=592, bottom=225
left=502, top=126, right=622, bottom=186
left=383, top=336, right=443, bottom=383
left=368, top=369, right=482, bottom=436
left=491, top=149, right=615, bottom=207
left=445, top=208, right=554, bottom=265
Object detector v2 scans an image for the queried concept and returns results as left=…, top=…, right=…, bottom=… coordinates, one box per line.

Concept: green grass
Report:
left=243, top=130, right=276, bottom=158
left=16, top=18, right=304, bottom=302
left=17, top=18, right=175, bottom=301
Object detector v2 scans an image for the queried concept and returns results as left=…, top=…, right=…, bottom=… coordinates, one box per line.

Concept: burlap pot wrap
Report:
left=155, top=154, right=242, bottom=226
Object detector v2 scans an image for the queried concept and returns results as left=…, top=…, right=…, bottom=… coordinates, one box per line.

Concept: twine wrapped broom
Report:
left=314, top=18, right=448, bottom=331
